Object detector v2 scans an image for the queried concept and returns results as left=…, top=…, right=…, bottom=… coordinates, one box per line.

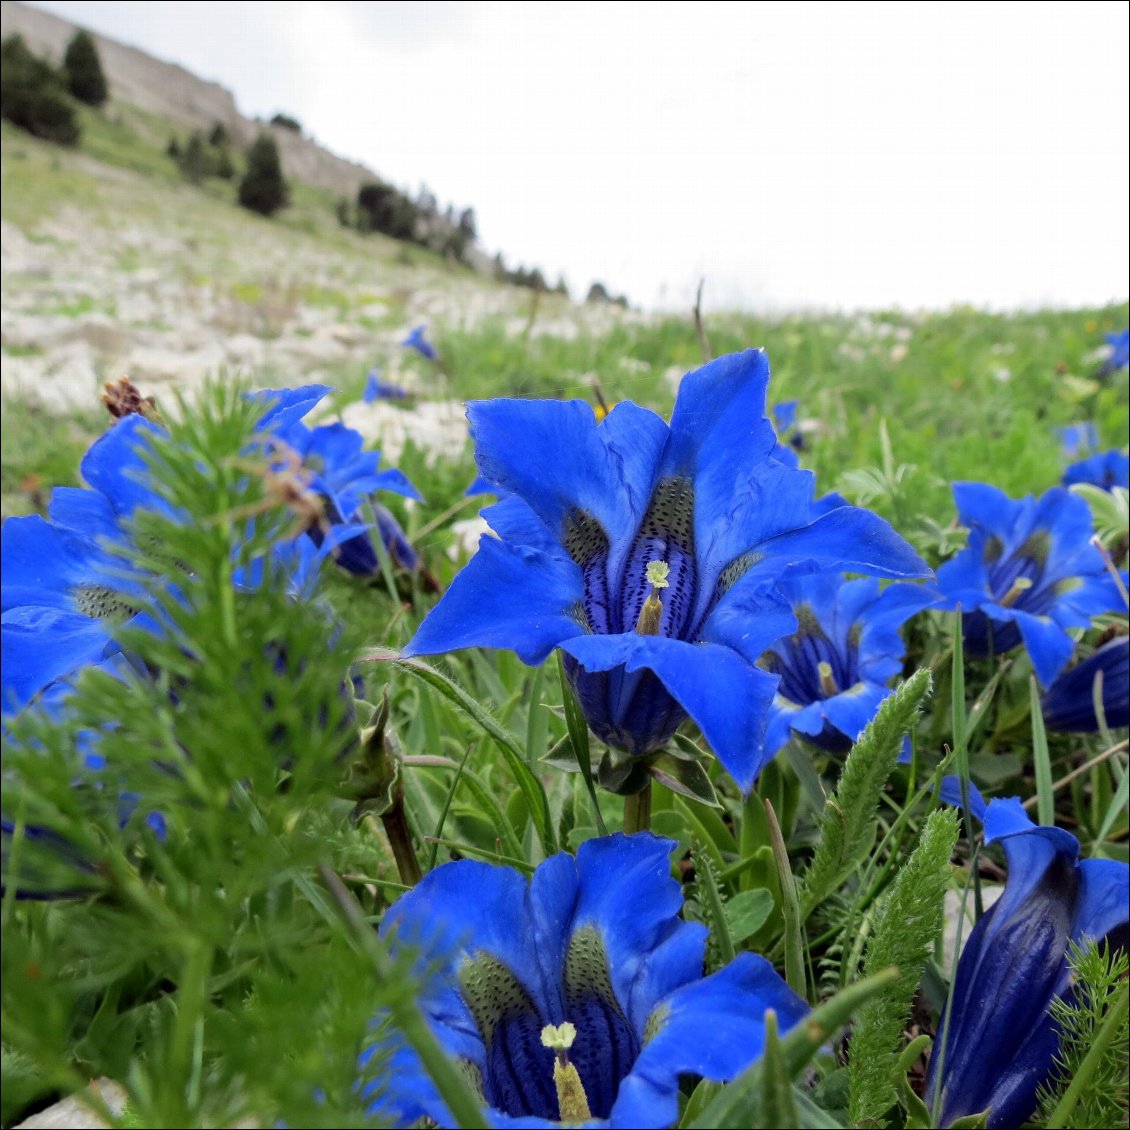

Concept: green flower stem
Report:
left=623, top=779, right=653, bottom=834
left=381, top=790, right=422, bottom=887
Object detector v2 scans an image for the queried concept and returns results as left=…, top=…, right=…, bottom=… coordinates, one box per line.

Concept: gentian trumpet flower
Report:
left=926, top=797, right=1128, bottom=1129
left=359, top=833, right=808, bottom=1128
left=935, top=482, right=1124, bottom=686
left=1041, top=636, right=1129, bottom=732
left=760, top=574, right=935, bottom=757
left=406, top=350, right=929, bottom=792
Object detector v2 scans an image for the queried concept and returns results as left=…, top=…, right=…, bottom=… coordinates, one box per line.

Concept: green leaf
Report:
left=798, top=668, right=933, bottom=917
left=724, top=888, right=774, bottom=943
left=365, top=649, right=556, bottom=857
left=760, top=1010, right=801, bottom=1128
left=847, top=808, right=959, bottom=1127
left=648, top=752, right=721, bottom=808
left=1030, top=674, right=1055, bottom=827
left=557, top=653, right=608, bottom=834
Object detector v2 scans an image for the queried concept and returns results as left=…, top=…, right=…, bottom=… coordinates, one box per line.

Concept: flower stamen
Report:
left=817, top=660, right=839, bottom=697
left=635, top=560, right=670, bottom=636
left=1000, top=576, right=1034, bottom=608
left=540, top=1022, right=592, bottom=1123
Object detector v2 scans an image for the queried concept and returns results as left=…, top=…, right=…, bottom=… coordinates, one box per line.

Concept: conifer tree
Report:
left=63, top=30, right=108, bottom=107
left=237, top=133, right=288, bottom=217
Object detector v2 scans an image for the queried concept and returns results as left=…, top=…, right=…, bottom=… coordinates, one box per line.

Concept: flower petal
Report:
left=404, top=536, right=582, bottom=666
left=468, top=398, right=668, bottom=562
left=560, top=634, right=781, bottom=792
left=610, top=954, right=808, bottom=1129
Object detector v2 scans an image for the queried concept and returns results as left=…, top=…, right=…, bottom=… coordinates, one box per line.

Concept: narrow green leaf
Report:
left=847, top=808, right=959, bottom=1127
left=798, top=668, right=933, bottom=917
left=1029, top=674, right=1055, bottom=827
left=557, top=652, right=607, bottom=835
left=760, top=1011, right=801, bottom=1129
left=524, top=662, right=548, bottom=764
left=765, top=799, right=806, bottom=1002
left=365, top=650, right=556, bottom=856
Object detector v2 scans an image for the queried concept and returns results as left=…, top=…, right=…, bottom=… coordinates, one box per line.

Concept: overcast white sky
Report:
left=27, top=1, right=1130, bottom=313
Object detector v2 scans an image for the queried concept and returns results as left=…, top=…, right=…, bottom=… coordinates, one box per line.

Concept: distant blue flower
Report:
left=1098, top=328, right=1129, bottom=376
left=770, top=399, right=807, bottom=466
left=267, top=417, right=421, bottom=578
left=401, top=324, right=438, bottom=361
left=363, top=368, right=409, bottom=403
left=1, top=387, right=340, bottom=713
left=1055, top=422, right=1099, bottom=458
left=935, top=482, right=1123, bottom=686
left=1062, top=449, right=1130, bottom=491
left=1041, top=636, right=1129, bottom=732
left=760, top=575, right=935, bottom=757
left=405, top=350, right=929, bottom=791
left=359, top=833, right=808, bottom=1128
left=925, top=798, right=1128, bottom=1129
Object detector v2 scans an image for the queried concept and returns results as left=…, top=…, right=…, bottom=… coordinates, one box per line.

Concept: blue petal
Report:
left=1042, top=638, right=1130, bottom=731
left=468, top=398, right=668, bottom=580
left=659, top=350, right=780, bottom=577
left=1, top=608, right=117, bottom=714
left=793, top=682, right=890, bottom=746
left=1009, top=610, right=1078, bottom=687
left=1, top=515, right=116, bottom=613
left=404, top=536, right=582, bottom=666
left=1074, top=857, right=1130, bottom=947
left=567, top=835, right=698, bottom=1032
left=610, top=954, right=808, bottom=1129
left=248, top=384, right=333, bottom=433
left=46, top=487, right=123, bottom=544
left=79, top=415, right=170, bottom=518
left=560, top=633, right=781, bottom=793
left=939, top=776, right=988, bottom=822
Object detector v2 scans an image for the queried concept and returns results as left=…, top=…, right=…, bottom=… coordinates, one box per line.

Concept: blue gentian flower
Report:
left=1055, top=422, right=1099, bottom=458
left=925, top=797, right=1129, bottom=1129
left=363, top=368, right=409, bottom=403
left=1041, top=636, right=1129, bottom=732
left=1098, top=328, right=1129, bottom=376
left=359, top=833, right=808, bottom=1128
left=406, top=350, right=929, bottom=792
left=267, top=417, right=422, bottom=578
left=1, top=388, right=339, bottom=713
left=760, top=575, right=936, bottom=757
left=401, top=324, right=438, bottom=361
left=1062, top=449, right=1130, bottom=491
left=934, top=482, right=1124, bottom=686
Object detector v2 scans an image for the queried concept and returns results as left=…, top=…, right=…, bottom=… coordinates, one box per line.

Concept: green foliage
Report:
left=1036, top=941, right=1130, bottom=1129
left=62, top=30, right=108, bottom=108
left=270, top=112, right=302, bottom=133
left=178, top=129, right=208, bottom=185
left=798, top=668, right=933, bottom=917
left=238, top=132, right=288, bottom=216
left=356, top=180, right=419, bottom=241
left=0, top=385, right=418, bottom=1125
left=0, top=34, right=80, bottom=145
left=847, top=808, right=959, bottom=1127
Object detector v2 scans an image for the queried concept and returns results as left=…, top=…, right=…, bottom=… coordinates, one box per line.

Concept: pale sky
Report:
left=26, top=1, right=1130, bottom=313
